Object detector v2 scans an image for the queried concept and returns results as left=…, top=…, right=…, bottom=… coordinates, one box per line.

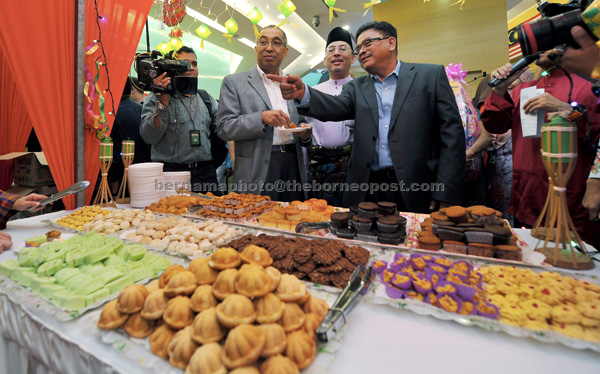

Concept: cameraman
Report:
left=482, top=50, right=600, bottom=247
left=140, top=46, right=220, bottom=194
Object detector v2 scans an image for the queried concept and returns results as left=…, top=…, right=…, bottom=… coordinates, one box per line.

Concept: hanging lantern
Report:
left=163, top=0, right=187, bottom=27
left=157, top=42, right=173, bottom=55
left=277, top=1, right=298, bottom=28
left=363, top=0, right=382, bottom=16
left=168, top=37, right=184, bottom=52
left=196, top=24, right=211, bottom=50
left=223, top=18, right=238, bottom=44
left=324, top=0, right=346, bottom=24
left=247, top=7, right=263, bottom=40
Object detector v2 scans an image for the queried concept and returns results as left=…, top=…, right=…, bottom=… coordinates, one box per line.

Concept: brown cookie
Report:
left=295, top=259, right=316, bottom=274
left=312, top=244, right=341, bottom=266
left=269, top=243, right=290, bottom=260
left=330, top=271, right=352, bottom=288
left=272, top=252, right=294, bottom=271
left=290, top=271, right=307, bottom=280
left=318, top=262, right=343, bottom=274
left=335, top=257, right=356, bottom=273
left=308, top=271, right=331, bottom=286
left=292, top=245, right=312, bottom=264
left=342, top=246, right=371, bottom=266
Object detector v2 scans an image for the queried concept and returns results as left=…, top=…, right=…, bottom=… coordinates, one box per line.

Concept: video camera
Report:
left=517, top=0, right=598, bottom=56
left=135, top=50, right=197, bottom=95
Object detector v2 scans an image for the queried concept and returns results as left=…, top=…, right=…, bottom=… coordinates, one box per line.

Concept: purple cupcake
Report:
left=424, top=292, right=438, bottom=307
left=411, top=275, right=433, bottom=295
left=391, top=272, right=412, bottom=290
left=434, top=281, right=458, bottom=297
left=475, top=301, right=500, bottom=319
left=454, top=283, right=477, bottom=302
left=380, top=269, right=395, bottom=284
left=427, top=264, right=447, bottom=275
left=371, top=260, right=388, bottom=274
left=404, top=290, right=425, bottom=302
left=389, top=256, right=409, bottom=272
left=433, top=256, right=454, bottom=269
left=409, top=254, right=429, bottom=271
left=437, top=293, right=463, bottom=314
left=384, top=283, right=404, bottom=299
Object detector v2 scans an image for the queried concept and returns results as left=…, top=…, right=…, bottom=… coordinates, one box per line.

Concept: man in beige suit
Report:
left=216, top=26, right=311, bottom=201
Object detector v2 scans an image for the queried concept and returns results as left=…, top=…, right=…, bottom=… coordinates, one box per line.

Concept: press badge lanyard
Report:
left=179, top=96, right=201, bottom=147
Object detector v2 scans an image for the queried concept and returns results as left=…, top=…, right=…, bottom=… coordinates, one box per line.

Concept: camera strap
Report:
left=179, top=96, right=199, bottom=130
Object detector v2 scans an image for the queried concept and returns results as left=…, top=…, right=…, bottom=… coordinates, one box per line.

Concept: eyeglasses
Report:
left=326, top=45, right=351, bottom=55
left=353, top=36, right=391, bottom=54
left=257, top=39, right=286, bottom=49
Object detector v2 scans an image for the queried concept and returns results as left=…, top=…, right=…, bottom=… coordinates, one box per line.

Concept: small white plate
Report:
left=275, top=127, right=305, bottom=133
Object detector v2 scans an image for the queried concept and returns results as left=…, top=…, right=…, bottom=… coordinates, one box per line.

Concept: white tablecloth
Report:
left=1, top=212, right=600, bottom=374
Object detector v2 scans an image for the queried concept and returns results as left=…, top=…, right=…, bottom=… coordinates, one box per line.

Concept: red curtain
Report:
left=84, top=0, right=153, bottom=204
left=0, top=1, right=76, bottom=206
left=0, top=0, right=152, bottom=207
left=0, top=49, right=34, bottom=190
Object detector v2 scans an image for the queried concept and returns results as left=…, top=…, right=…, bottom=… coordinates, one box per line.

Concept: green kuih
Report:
left=99, top=268, right=124, bottom=285
left=73, top=278, right=104, bottom=296
left=30, top=276, right=56, bottom=292
left=103, top=255, right=125, bottom=267
left=122, top=244, right=146, bottom=261
left=105, top=274, right=134, bottom=295
left=39, top=283, right=66, bottom=300
left=0, top=260, right=18, bottom=277
left=10, top=267, right=35, bottom=282
left=54, top=268, right=82, bottom=285
left=53, top=289, right=86, bottom=311
left=129, top=266, right=154, bottom=282
left=84, top=263, right=106, bottom=277
left=39, top=249, right=63, bottom=264
left=63, top=273, right=93, bottom=291
left=65, top=249, right=86, bottom=267
left=85, top=287, right=110, bottom=307
left=104, top=237, right=124, bottom=253
left=84, top=245, right=111, bottom=264
left=37, top=259, right=65, bottom=277
left=17, top=271, right=39, bottom=288
left=17, top=247, right=39, bottom=268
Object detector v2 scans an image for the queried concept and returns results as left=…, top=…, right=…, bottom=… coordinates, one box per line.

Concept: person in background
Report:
left=270, top=21, right=465, bottom=211
left=140, top=46, right=220, bottom=194
left=129, top=77, right=146, bottom=104
left=0, top=191, right=46, bottom=252
left=305, top=27, right=356, bottom=206
left=482, top=68, right=534, bottom=223
left=482, top=50, right=600, bottom=248
left=445, top=63, right=492, bottom=207
left=109, top=77, right=152, bottom=195
left=216, top=26, right=311, bottom=202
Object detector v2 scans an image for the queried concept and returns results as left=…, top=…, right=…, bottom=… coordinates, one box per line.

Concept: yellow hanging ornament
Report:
left=324, top=0, right=346, bottom=24
left=224, top=18, right=238, bottom=44
left=196, top=24, right=211, bottom=49
left=277, top=1, right=298, bottom=28
left=248, top=7, right=264, bottom=40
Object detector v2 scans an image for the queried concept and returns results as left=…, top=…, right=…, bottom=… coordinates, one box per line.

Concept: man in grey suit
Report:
left=217, top=26, right=312, bottom=201
left=270, top=21, right=465, bottom=213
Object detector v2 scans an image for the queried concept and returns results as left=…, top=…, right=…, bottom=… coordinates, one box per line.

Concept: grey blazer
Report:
left=299, top=61, right=466, bottom=212
left=217, top=66, right=307, bottom=196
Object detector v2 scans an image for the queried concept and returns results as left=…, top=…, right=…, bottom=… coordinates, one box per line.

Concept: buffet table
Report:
left=1, top=211, right=600, bottom=374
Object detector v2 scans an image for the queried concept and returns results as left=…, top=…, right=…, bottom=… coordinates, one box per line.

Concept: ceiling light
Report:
left=277, top=14, right=285, bottom=19
left=342, top=25, right=350, bottom=30
left=307, top=54, right=313, bottom=57
left=185, top=6, right=227, bottom=33
left=238, top=37, right=257, bottom=48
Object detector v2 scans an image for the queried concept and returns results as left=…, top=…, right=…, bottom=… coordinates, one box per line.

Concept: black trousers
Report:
left=265, top=147, right=305, bottom=202
left=163, top=161, right=221, bottom=195
left=367, top=167, right=406, bottom=211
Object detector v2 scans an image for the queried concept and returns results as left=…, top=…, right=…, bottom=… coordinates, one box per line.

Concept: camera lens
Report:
left=517, top=10, right=589, bottom=56
left=173, top=76, right=198, bottom=95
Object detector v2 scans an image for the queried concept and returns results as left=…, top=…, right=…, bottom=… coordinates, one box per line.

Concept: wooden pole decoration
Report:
left=533, top=116, right=593, bottom=270
left=116, top=139, right=135, bottom=203
left=93, top=137, right=117, bottom=208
